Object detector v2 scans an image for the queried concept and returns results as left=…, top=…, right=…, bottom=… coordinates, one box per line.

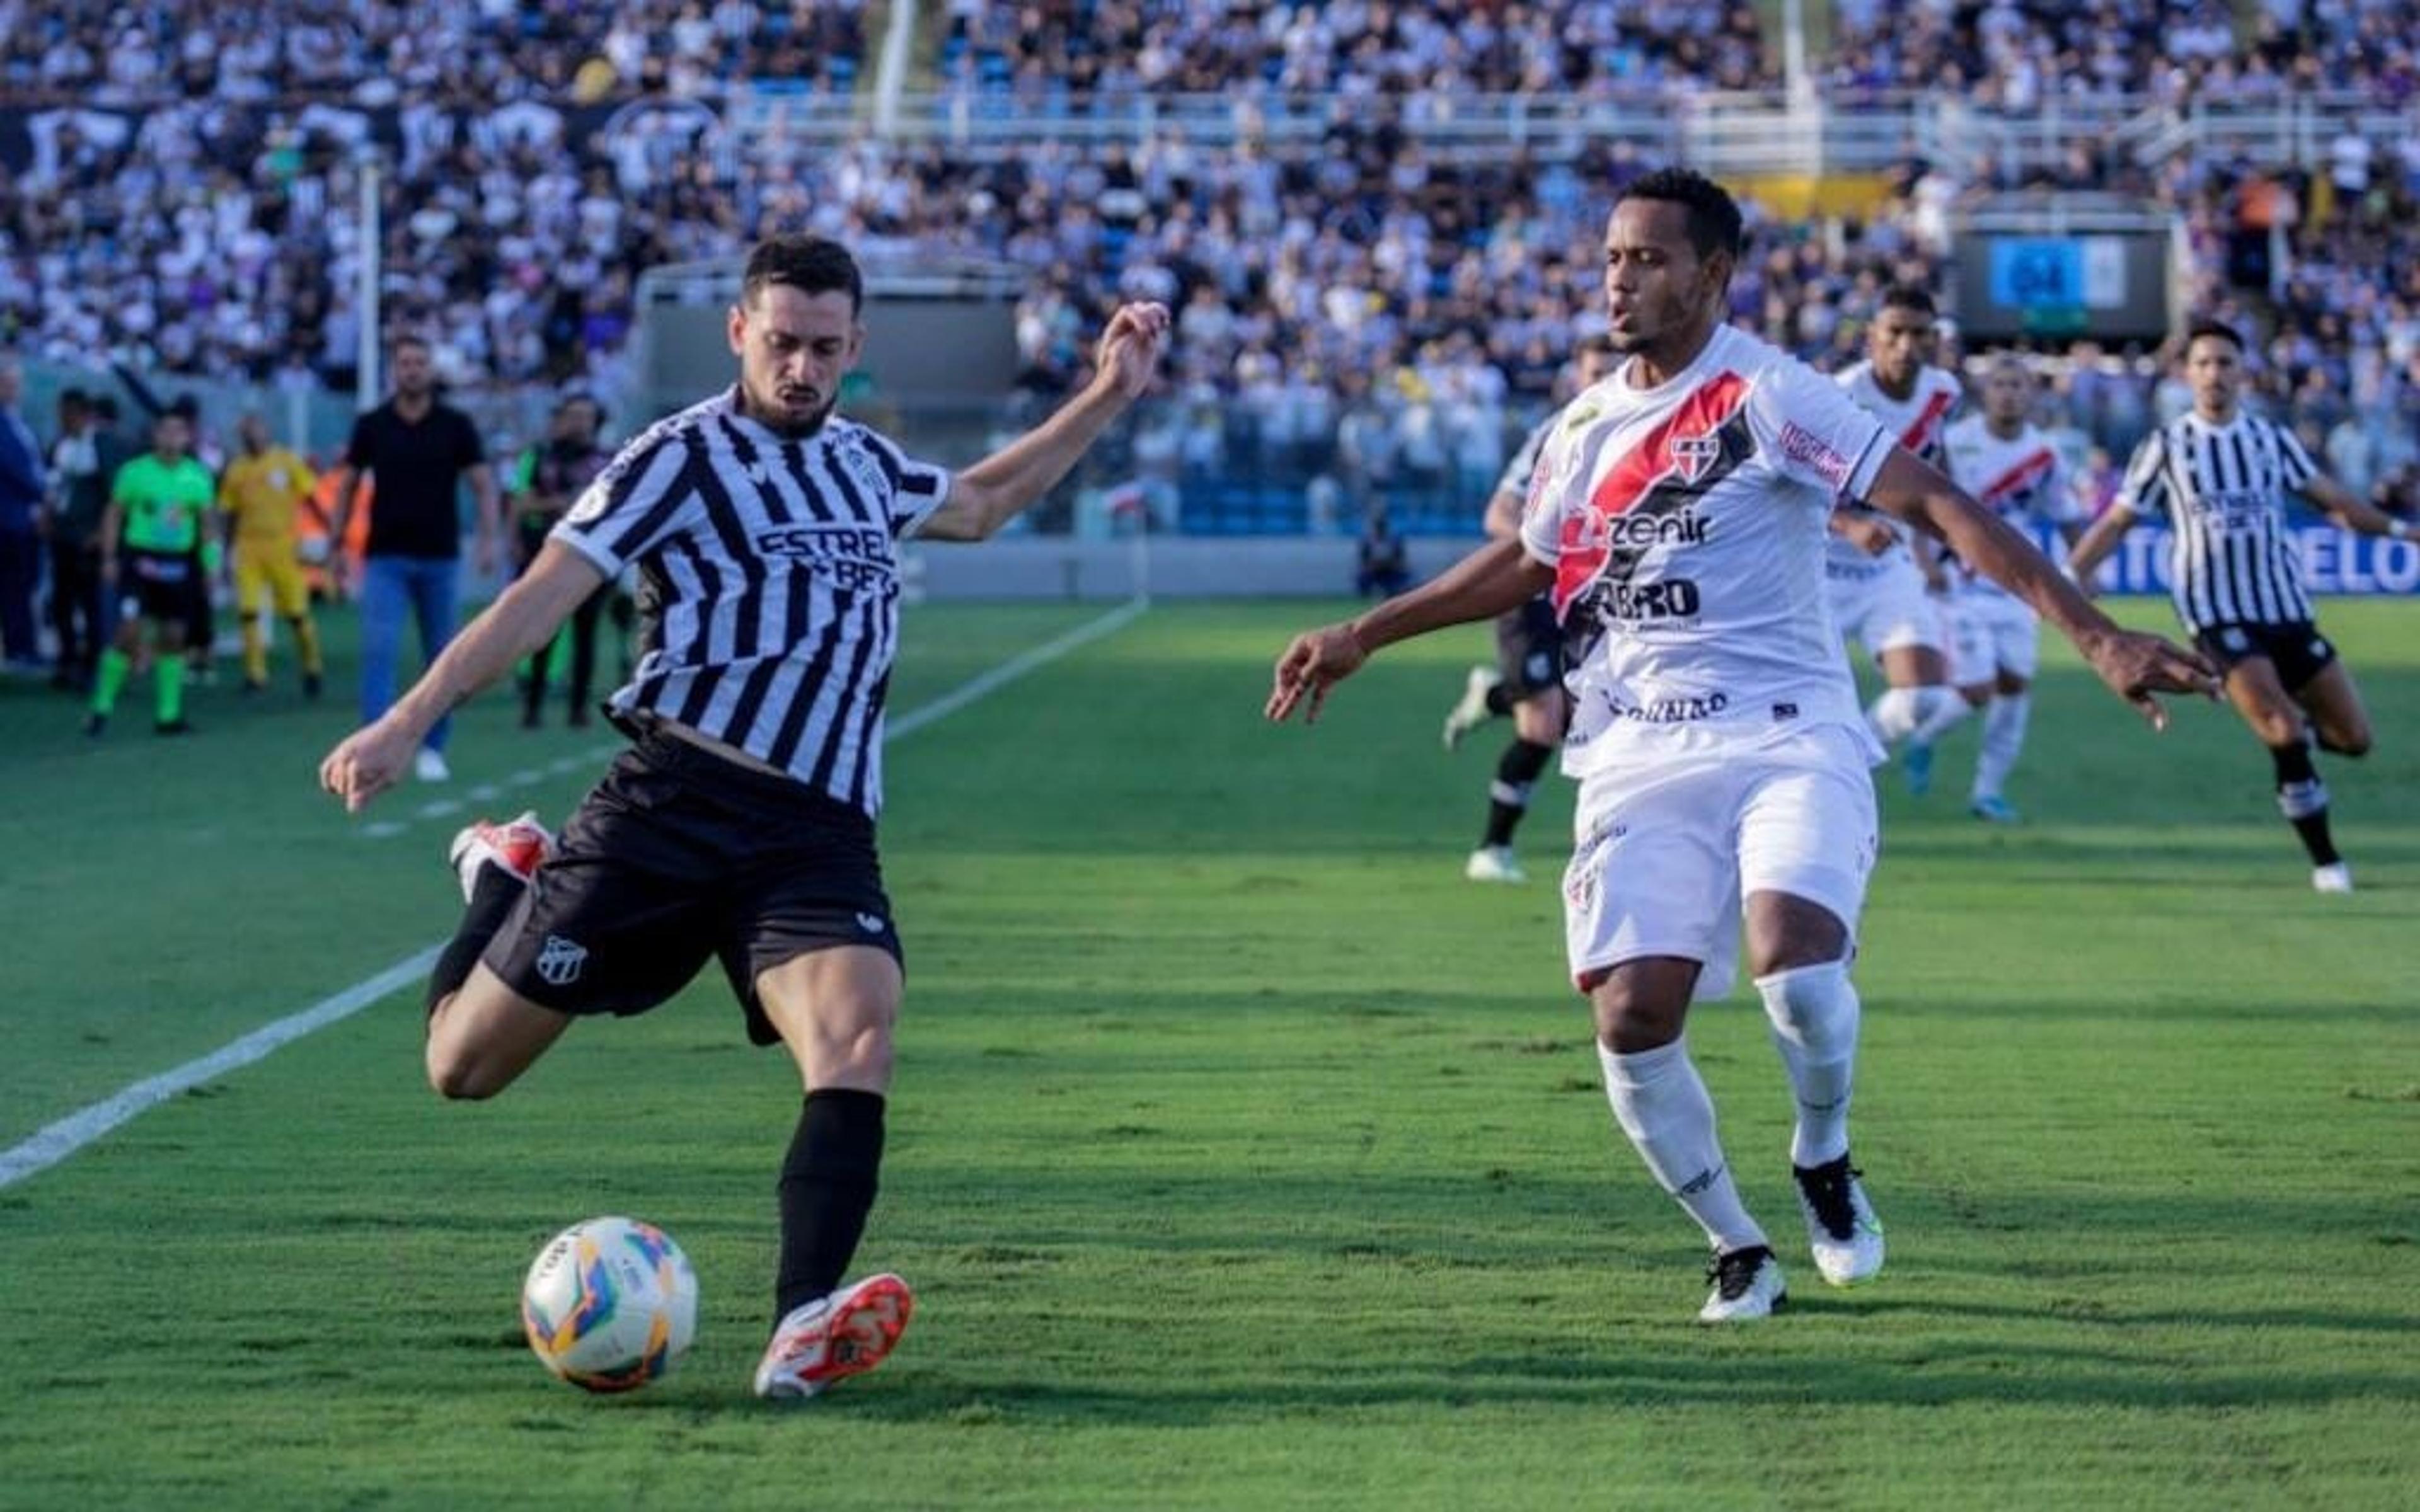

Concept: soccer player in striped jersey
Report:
left=1828, top=286, right=1966, bottom=795
left=1270, top=168, right=2213, bottom=1323
left=1939, top=357, right=2089, bottom=822
left=1441, top=335, right=1618, bottom=883
left=2067, top=319, right=2413, bottom=891
left=321, top=236, right=1169, bottom=1398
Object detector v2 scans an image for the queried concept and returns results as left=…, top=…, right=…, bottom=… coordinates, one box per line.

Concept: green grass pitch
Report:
left=1, top=597, right=2414, bottom=1509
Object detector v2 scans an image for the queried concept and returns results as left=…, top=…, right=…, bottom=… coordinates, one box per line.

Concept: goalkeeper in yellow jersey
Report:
left=217, top=412, right=326, bottom=697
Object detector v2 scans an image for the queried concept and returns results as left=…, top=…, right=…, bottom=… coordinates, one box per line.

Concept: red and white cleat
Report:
left=752, top=1273, right=914, bottom=1400
left=446, top=811, right=554, bottom=901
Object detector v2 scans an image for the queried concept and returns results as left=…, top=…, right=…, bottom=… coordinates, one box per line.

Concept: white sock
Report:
left=1864, top=686, right=1921, bottom=743
left=1599, top=1038, right=1767, bottom=1254
left=1754, top=961, right=1860, bottom=1167
left=1972, top=692, right=2031, bottom=800
left=1909, top=686, right=1974, bottom=747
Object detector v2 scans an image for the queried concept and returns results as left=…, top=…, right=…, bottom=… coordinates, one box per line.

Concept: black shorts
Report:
left=118, top=550, right=205, bottom=627
left=1493, top=597, right=1563, bottom=699
left=485, top=727, right=904, bottom=1046
left=2193, top=619, right=2339, bottom=692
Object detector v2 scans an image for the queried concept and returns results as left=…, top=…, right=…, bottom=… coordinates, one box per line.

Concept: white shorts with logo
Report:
left=1561, top=724, right=1879, bottom=1004
left=1946, top=590, right=2039, bottom=685
left=1826, top=554, right=1942, bottom=660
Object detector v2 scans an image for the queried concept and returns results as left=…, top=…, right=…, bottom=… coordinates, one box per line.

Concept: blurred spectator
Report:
left=0, top=355, right=46, bottom=671
left=1355, top=508, right=1410, bottom=597
left=42, top=387, right=111, bottom=687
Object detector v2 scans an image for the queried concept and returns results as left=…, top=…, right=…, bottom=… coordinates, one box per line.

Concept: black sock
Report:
left=775, top=1089, right=886, bottom=1320
left=426, top=864, right=525, bottom=1019
left=1484, top=738, right=1554, bottom=847
left=2269, top=740, right=2341, bottom=867
left=1483, top=682, right=1518, bottom=718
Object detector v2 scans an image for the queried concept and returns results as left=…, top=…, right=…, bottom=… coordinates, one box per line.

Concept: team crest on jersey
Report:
left=535, top=934, right=589, bottom=987
left=1669, top=432, right=1723, bottom=482
left=841, top=445, right=887, bottom=502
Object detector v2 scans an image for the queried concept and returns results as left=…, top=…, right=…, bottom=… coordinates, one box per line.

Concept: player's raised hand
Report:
left=319, top=717, right=418, bottom=813
left=1092, top=302, right=1170, bottom=400
left=1267, top=623, right=1369, bottom=724
left=2079, top=627, right=2220, bottom=731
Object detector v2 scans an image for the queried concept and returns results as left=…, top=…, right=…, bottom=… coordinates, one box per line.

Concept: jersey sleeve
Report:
left=343, top=414, right=373, bottom=471
left=1754, top=360, right=1894, bottom=503
left=549, top=428, right=701, bottom=577
left=1516, top=423, right=1570, bottom=567
left=2118, top=430, right=2170, bottom=520
left=2274, top=422, right=2320, bottom=491
left=1494, top=416, right=1552, bottom=503
left=859, top=429, right=954, bottom=539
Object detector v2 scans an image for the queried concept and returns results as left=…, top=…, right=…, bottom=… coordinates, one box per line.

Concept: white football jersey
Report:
left=1941, top=415, right=2080, bottom=602
left=1826, top=360, right=1962, bottom=572
left=1519, top=324, right=1894, bottom=776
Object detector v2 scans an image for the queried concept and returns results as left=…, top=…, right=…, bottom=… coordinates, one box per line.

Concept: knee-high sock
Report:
left=1754, top=961, right=1861, bottom=1167
left=288, top=614, right=324, bottom=676
left=91, top=647, right=132, bottom=715
left=1599, top=1038, right=1766, bottom=1253
left=154, top=653, right=185, bottom=724
left=1483, top=737, right=1553, bottom=847
left=776, top=1089, right=885, bottom=1320
left=1866, top=685, right=1962, bottom=745
left=241, top=614, right=268, bottom=683
left=2271, top=739, right=2341, bottom=866
left=426, top=862, right=527, bottom=1019
left=1971, top=692, right=2031, bottom=801
left=1911, top=688, right=1976, bottom=745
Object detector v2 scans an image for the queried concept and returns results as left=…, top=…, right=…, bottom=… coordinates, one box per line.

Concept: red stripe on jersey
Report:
left=1977, top=448, right=2054, bottom=507
left=1553, top=371, right=1751, bottom=616
left=1901, top=388, right=1956, bottom=454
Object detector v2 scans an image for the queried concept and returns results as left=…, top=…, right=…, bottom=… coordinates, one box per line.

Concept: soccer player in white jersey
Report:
left=1441, top=335, right=1620, bottom=883
left=2067, top=319, right=2414, bottom=891
left=321, top=236, right=1168, bottom=1397
left=1267, top=168, right=2212, bottom=1322
left=1939, top=357, right=2089, bottom=823
left=1828, top=285, right=1967, bottom=795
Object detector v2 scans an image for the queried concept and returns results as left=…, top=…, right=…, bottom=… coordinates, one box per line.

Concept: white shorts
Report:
left=1827, top=556, right=1942, bottom=660
left=1562, top=724, right=1879, bottom=1004
left=1946, top=592, right=2039, bottom=685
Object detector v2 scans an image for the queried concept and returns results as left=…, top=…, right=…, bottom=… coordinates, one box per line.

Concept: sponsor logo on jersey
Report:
left=1780, top=421, right=1857, bottom=491
left=1599, top=687, right=1729, bottom=723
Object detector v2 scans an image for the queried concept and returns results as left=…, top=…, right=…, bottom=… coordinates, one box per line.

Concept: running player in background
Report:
left=88, top=410, right=213, bottom=736
left=2066, top=320, right=2414, bottom=891
left=1828, top=287, right=1967, bottom=795
left=1269, top=169, right=2214, bottom=1322
left=1441, top=335, right=1618, bottom=883
left=217, top=412, right=326, bottom=698
left=1939, top=357, right=2088, bottom=822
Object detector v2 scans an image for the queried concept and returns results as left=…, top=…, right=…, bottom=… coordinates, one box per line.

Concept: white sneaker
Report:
left=753, top=1273, right=914, bottom=1400
left=1442, top=665, right=1502, bottom=750
left=1465, top=845, right=1526, bottom=884
left=1794, top=1157, right=1885, bottom=1287
left=446, top=811, right=554, bottom=901
left=2313, top=862, right=2354, bottom=893
left=1698, top=1245, right=1787, bottom=1322
left=413, top=747, right=452, bottom=783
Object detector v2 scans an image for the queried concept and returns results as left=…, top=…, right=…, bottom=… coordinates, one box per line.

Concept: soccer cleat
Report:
left=754, top=1273, right=914, bottom=1400
left=413, top=747, right=452, bottom=783
left=447, top=811, right=555, bottom=901
left=1698, top=1245, right=1787, bottom=1322
left=1902, top=740, right=1933, bottom=798
left=1794, top=1155, right=1885, bottom=1286
left=240, top=678, right=266, bottom=697
left=1442, top=665, right=1502, bottom=750
left=302, top=671, right=323, bottom=701
left=83, top=713, right=106, bottom=738
left=1968, top=794, right=2020, bottom=824
left=1465, top=845, right=1527, bottom=884
left=2312, top=862, right=2354, bottom=894
left=154, top=718, right=195, bottom=737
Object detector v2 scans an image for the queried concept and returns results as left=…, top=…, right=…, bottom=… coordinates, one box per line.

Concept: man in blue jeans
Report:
left=331, top=336, right=500, bottom=782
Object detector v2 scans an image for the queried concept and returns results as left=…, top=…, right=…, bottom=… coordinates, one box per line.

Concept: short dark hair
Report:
left=2184, top=318, right=2244, bottom=353
left=1879, top=284, right=1938, bottom=318
left=741, top=235, right=863, bottom=314
left=93, top=394, right=119, bottom=420
left=391, top=333, right=431, bottom=357
left=1613, top=167, right=1748, bottom=262
left=58, top=387, right=89, bottom=408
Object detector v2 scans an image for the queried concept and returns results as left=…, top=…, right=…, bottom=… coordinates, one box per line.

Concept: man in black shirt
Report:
left=331, top=336, right=500, bottom=782
left=42, top=389, right=109, bottom=688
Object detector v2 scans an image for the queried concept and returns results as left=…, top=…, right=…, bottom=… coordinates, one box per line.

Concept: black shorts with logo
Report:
left=485, top=725, right=904, bottom=1046
left=118, top=549, right=205, bottom=626
left=1493, top=595, right=1564, bottom=699
left=2192, top=619, right=2339, bottom=692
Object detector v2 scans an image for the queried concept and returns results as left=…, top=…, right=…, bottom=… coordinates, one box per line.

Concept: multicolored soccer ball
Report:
left=520, top=1217, right=699, bottom=1393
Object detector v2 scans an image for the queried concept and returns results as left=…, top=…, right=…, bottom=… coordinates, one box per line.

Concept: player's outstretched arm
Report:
left=918, top=302, right=1170, bottom=542
left=318, top=542, right=606, bottom=812
left=1267, top=537, right=1554, bottom=724
left=2060, top=501, right=2139, bottom=598
left=2301, top=475, right=2420, bottom=542
left=1864, top=449, right=2217, bottom=728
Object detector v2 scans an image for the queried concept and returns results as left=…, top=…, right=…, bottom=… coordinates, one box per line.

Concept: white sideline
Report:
left=0, top=597, right=1149, bottom=1191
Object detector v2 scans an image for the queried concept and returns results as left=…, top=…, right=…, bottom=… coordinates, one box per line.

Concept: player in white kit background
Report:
left=1939, top=358, right=2089, bottom=822
left=1267, top=168, right=2215, bottom=1322
left=1827, top=286, right=1967, bottom=796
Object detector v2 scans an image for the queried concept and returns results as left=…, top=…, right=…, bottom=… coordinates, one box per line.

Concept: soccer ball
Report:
left=520, top=1216, right=699, bottom=1393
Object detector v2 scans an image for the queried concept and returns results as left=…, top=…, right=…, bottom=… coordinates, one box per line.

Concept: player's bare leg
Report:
left=1587, top=956, right=1785, bottom=1320
left=1745, top=891, right=1883, bottom=1288
left=2228, top=656, right=2365, bottom=890
left=425, top=967, right=572, bottom=1099
left=751, top=948, right=913, bottom=1400
left=1969, top=667, right=2030, bottom=823
left=1867, top=641, right=1962, bottom=797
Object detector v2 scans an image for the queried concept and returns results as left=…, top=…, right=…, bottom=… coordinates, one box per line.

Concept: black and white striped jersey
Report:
left=2119, top=411, right=2319, bottom=631
left=550, top=387, right=952, bottom=817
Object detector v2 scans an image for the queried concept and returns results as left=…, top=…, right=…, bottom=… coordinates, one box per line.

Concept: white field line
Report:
left=0, top=598, right=1148, bottom=1190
